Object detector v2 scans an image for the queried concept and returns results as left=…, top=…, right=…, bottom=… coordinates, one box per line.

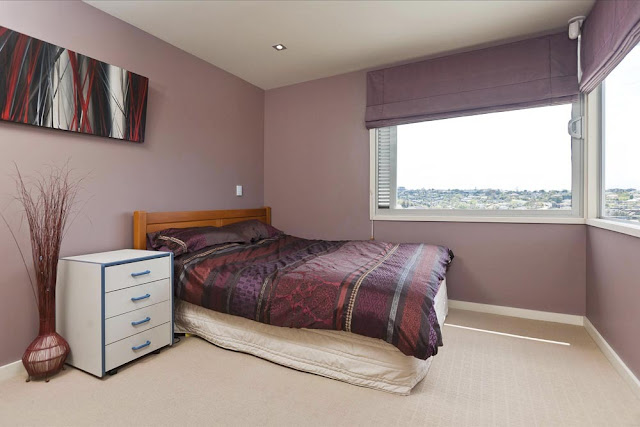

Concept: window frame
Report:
left=369, top=101, right=585, bottom=224
left=584, top=81, right=640, bottom=238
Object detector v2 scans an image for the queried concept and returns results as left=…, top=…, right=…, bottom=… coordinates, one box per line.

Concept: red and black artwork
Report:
left=0, top=26, right=148, bottom=142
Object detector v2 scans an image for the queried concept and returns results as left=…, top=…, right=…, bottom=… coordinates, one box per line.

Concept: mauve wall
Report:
left=264, top=70, right=586, bottom=315
left=586, top=227, right=640, bottom=378
left=0, top=1, right=264, bottom=366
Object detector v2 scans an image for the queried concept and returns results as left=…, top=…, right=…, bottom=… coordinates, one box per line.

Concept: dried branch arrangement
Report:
left=2, top=163, right=82, bottom=381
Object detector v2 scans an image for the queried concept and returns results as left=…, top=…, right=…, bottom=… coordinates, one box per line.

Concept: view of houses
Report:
left=396, top=187, right=573, bottom=210
left=395, top=187, right=640, bottom=222
left=603, top=188, right=640, bottom=222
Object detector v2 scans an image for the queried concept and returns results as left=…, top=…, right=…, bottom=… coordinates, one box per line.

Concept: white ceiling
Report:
left=86, top=0, right=595, bottom=90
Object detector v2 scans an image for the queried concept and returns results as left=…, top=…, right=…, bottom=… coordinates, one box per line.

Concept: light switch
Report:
left=236, top=185, right=243, bottom=196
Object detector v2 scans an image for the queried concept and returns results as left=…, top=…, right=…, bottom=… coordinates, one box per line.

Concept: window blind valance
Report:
left=580, top=0, right=640, bottom=93
left=365, top=32, right=579, bottom=129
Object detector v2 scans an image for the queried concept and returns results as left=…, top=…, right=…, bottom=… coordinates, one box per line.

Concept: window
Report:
left=372, top=103, right=583, bottom=220
left=601, top=45, right=640, bottom=224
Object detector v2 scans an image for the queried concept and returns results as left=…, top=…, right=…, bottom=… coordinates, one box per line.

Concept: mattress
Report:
left=174, top=279, right=449, bottom=395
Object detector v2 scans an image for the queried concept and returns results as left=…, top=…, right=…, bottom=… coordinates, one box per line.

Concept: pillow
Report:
left=147, top=225, right=246, bottom=256
left=221, top=220, right=284, bottom=243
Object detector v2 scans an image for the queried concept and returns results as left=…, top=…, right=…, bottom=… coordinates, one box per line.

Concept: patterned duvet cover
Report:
left=174, top=235, right=453, bottom=359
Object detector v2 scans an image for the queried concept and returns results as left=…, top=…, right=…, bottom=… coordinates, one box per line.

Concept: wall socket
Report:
left=236, top=185, right=243, bottom=196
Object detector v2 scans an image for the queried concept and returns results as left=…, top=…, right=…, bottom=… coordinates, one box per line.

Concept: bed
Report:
left=133, top=207, right=453, bottom=395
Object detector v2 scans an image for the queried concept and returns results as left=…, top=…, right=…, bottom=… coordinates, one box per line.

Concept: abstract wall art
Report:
left=0, top=26, right=148, bottom=142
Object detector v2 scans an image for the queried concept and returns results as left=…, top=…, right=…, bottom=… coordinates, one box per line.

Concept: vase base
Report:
left=22, top=332, right=70, bottom=381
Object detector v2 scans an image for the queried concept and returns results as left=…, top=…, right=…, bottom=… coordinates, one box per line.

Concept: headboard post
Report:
left=264, top=206, right=272, bottom=225
left=133, top=211, right=147, bottom=250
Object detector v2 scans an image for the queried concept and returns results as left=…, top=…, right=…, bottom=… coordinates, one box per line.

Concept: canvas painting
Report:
left=0, top=26, right=148, bottom=142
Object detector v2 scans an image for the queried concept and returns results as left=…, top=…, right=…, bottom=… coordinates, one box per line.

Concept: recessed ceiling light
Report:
left=272, top=44, right=287, bottom=51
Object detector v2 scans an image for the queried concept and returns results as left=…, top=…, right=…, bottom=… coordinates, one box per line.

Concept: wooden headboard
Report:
left=133, top=207, right=272, bottom=250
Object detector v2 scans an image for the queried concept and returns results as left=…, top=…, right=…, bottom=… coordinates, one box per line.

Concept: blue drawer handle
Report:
left=131, top=317, right=151, bottom=326
left=132, top=340, right=151, bottom=351
left=131, top=270, right=151, bottom=277
left=131, top=293, right=151, bottom=302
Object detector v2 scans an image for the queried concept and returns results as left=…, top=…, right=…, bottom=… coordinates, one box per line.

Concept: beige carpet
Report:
left=1, top=309, right=638, bottom=426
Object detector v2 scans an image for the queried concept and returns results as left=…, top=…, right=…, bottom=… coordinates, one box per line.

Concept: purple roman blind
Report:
left=580, top=0, right=640, bottom=93
left=365, top=32, right=579, bottom=129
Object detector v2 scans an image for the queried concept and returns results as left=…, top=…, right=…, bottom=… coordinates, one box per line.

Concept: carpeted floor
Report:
left=1, top=309, right=638, bottom=426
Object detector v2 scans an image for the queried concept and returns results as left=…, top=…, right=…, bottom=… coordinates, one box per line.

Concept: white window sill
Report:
left=586, top=218, right=640, bottom=239
left=371, top=215, right=585, bottom=225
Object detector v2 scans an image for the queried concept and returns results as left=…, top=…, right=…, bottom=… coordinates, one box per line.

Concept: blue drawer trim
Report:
left=102, top=252, right=171, bottom=268
left=101, top=265, right=106, bottom=377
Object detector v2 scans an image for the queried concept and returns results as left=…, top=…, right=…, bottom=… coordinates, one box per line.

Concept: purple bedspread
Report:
left=174, top=235, right=453, bottom=359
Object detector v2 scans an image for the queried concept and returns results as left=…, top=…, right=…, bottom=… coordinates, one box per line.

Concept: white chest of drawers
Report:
left=56, top=249, right=173, bottom=377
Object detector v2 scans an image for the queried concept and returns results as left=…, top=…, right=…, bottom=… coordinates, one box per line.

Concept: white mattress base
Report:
left=175, top=280, right=448, bottom=395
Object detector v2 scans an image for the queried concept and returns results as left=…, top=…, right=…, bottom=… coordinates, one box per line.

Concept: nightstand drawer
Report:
left=105, top=301, right=172, bottom=345
left=105, top=279, right=171, bottom=318
left=105, top=257, right=171, bottom=292
left=105, top=323, right=171, bottom=371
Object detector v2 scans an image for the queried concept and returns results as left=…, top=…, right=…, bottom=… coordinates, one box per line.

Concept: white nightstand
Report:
left=56, top=249, right=173, bottom=377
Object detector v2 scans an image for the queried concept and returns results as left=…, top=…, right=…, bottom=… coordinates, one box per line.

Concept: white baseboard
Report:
left=0, top=360, right=25, bottom=382
left=584, top=318, right=640, bottom=399
left=448, top=300, right=584, bottom=326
